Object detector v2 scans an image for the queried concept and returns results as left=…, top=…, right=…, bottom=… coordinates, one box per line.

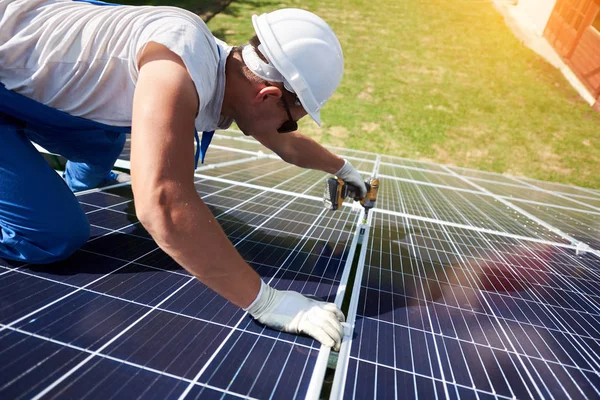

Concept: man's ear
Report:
left=254, top=84, right=282, bottom=104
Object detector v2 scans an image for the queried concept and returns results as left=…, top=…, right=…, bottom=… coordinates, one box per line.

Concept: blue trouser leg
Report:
left=0, top=115, right=90, bottom=263
left=24, top=127, right=126, bottom=192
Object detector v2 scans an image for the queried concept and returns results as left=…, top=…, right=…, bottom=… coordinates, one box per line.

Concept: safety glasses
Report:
left=278, top=93, right=298, bottom=134
left=265, top=83, right=298, bottom=134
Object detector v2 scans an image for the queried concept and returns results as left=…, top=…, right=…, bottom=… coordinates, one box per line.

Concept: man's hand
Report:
left=336, top=159, right=367, bottom=198
left=245, top=281, right=346, bottom=351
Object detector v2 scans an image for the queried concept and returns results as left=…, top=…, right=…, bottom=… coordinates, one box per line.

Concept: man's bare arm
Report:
left=131, top=43, right=261, bottom=308
left=253, top=130, right=345, bottom=174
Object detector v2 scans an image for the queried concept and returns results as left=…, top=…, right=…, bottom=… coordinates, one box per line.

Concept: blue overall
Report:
left=0, top=84, right=213, bottom=264
left=0, top=0, right=215, bottom=264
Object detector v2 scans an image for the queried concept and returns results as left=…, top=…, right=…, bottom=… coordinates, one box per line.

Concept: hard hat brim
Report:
left=252, top=13, right=322, bottom=127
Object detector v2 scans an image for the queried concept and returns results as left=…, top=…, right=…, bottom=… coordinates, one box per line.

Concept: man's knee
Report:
left=0, top=208, right=90, bottom=264
left=37, top=217, right=90, bottom=263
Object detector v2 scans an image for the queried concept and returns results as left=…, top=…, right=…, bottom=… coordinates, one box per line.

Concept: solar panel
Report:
left=2, top=129, right=598, bottom=399
left=333, top=213, right=600, bottom=399
left=0, top=170, right=360, bottom=398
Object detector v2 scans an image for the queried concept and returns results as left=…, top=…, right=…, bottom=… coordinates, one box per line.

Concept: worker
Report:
left=0, top=0, right=367, bottom=351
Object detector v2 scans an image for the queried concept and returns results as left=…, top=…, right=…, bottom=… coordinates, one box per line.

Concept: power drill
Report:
left=323, top=177, right=380, bottom=220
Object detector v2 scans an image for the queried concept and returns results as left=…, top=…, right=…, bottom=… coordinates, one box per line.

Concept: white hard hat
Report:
left=249, top=8, right=344, bottom=126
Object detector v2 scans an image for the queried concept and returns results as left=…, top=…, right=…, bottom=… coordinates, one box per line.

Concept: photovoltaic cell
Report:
left=379, top=165, right=479, bottom=191
left=508, top=199, right=600, bottom=249
left=198, top=157, right=374, bottom=198
left=562, top=195, right=600, bottom=210
left=472, top=180, right=599, bottom=211
left=380, top=156, right=448, bottom=173
left=340, top=212, right=600, bottom=399
left=448, top=165, right=523, bottom=185
left=0, top=176, right=358, bottom=399
left=376, top=178, right=570, bottom=244
left=2, top=129, right=599, bottom=399
left=518, top=177, right=600, bottom=199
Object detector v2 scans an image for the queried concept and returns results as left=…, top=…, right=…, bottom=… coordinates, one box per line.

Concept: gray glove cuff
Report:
left=243, top=280, right=276, bottom=318
left=335, top=159, right=351, bottom=178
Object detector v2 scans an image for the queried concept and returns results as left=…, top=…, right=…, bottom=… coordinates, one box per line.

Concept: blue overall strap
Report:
left=199, top=130, right=215, bottom=166
left=194, top=130, right=200, bottom=169
left=73, top=0, right=119, bottom=5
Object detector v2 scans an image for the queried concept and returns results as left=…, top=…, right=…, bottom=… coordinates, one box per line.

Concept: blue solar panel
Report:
left=334, top=211, right=600, bottom=399
left=0, top=166, right=358, bottom=398
left=2, top=129, right=599, bottom=399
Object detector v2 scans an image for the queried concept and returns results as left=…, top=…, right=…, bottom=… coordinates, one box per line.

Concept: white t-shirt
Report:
left=0, top=0, right=233, bottom=131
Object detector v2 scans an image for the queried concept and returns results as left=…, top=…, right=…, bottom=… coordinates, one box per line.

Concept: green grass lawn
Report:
left=124, top=0, right=600, bottom=189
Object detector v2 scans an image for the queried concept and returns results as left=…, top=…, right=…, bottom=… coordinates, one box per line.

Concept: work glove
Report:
left=244, top=280, right=345, bottom=351
left=335, top=159, right=367, bottom=198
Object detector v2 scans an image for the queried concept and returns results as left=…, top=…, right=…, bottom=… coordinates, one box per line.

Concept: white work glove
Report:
left=335, top=159, right=367, bottom=198
left=244, top=281, right=345, bottom=351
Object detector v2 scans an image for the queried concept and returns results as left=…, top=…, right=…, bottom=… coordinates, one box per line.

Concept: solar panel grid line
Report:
left=380, top=161, right=456, bottom=177
left=0, top=324, right=259, bottom=400
left=516, top=175, right=600, bottom=200
left=412, top=217, right=600, bottom=318
left=19, top=182, right=342, bottom=400
left=379, top=171, right=600, bottom=217
left=448, top=166, right=523, bottom=185
left=447, top=230, right=600, bottom=397
left=195, top=173, right=324, bottom=203
left=228, top=210, right=356, bottom=400
left=195, top=155, right=262, bottom=172
left=376, top=185, right=576, bottom=250
left=378, top=173, right=487, bottom=196
left=387, top=215, right=544, bottom=399
left=0, top=332, right=252, bottom=399
left=423, top=218, right=600, bottom=397
left=203, top=158, right=292, bottom=181
left=503, top=199, right=600, bottom=255
left=75, top=180, right=133, bottom=197
left=196, top=169, right=321, bottom=232
left=338, top=166, right=596, bottom=400
left=178, top=204, right=350, bottom=399
left=0, top=244, right=162, bottom=335
left=397, top=204, right=483, bottom=398
left=305, top=215, right=364, bottom=400
left=330, top=210, right=372, bottom=400
left=214, top=132, right=379, bottom=164
left=216, top=128, right=377, bottom=160
left=379, top=177, right=572, bottom=245
left=233, top=197, right=327, bottom=249
left=508, top=176, right=600, bottom=212
left=0, top=324, right=203, bottom=385
left=380, top=158, right=448, bottom=173
left=498, top=196, right=600, bottom=215
left=379, top=155, right=448, bottom=168
left=208, top=143, right=267, bottom=157
left=441, top=166, right=596, bottom=251
left=472, top=180, right=597, bottom=212
left=3, top=257, right=331, bottom=353
left=81, top=198, right=141, bottom=244
left=429, top=228, right=574, bottom=394
left=403, top=177, right=519, bottom=239
left=30, top=277, right=196, bottom=399
left=209, top=133, right=272, bottom=154
left=394, top=205, right=491, bottom=397
left=355, top=312, right=600, bottom=376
